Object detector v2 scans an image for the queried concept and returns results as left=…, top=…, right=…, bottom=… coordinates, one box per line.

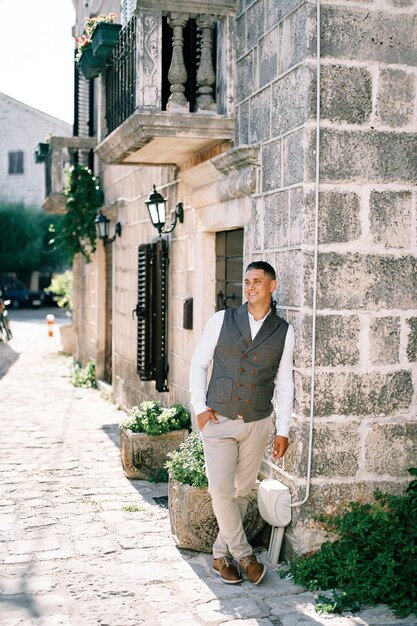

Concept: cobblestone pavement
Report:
left=1, top=313, right=416, bottom=626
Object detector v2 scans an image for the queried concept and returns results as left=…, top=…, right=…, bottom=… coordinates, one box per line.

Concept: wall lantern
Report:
left=94, top=210, right=122, bottom=244
left=145, top=185, right=184, bottom=236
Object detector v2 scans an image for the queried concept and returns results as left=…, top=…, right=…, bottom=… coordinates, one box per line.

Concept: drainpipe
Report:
left=289, top=0, right=321, bottom=508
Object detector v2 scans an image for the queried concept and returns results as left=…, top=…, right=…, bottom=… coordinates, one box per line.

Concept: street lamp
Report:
left=145, top=185, right=184, bottom=236
left=94, top=210, right=122, bottom=244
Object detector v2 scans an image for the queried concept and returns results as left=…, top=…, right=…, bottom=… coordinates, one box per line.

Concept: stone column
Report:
left=196, top=14, right=218, bottom=112
left=136, top=8, right=162, bottom=111
left=167, top=12, right=189, bottom=113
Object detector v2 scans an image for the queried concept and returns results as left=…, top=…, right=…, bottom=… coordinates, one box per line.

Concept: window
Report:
left=8, top=151, right=24, bottom=174
left=216, top=229, right=244, bottom=310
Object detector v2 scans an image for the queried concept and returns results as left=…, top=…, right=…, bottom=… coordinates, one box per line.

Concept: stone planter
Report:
left=59, top=324, right=74, bottom=355
left=168, top=478, right=266, bottom=553
left=120, top=428, right=189, bottom=480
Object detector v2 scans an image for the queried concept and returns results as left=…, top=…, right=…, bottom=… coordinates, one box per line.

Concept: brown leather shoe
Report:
left=213, top=556, right=243, bottom=584
left=238, top=554, right=267, bottom=585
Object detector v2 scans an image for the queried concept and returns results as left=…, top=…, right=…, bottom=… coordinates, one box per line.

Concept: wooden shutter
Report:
left=154, top=238, right=169, bottom=392
left=137, top=244, right=154, bottom=380
left=136, top=240, right=169, bottom=391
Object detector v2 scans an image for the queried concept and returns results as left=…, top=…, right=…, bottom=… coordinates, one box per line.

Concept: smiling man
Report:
left=190, top=261, right=295, bottom=585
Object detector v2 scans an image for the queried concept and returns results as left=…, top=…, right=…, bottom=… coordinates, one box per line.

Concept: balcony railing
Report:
left=96, top=0, right=235, bottom=166
left=105, top=15, right=137, bottom=134
left=42, top=136, right=97, bottom=214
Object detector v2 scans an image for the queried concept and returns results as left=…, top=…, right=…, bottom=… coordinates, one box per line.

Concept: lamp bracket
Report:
left=159, top=202, right=184, bottom=235
left=104, top=222, right=122, bottom=244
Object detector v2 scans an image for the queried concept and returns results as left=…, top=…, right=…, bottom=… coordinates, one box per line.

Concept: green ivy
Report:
left=53, top=164, right=104, bottom=262
left=72, top=359, right=97, bottom=388
left=119, top=400, right=191, bottom=436
left=165, top=431, right=208, bottom=489
left=282, top=468, right=417, bottom=618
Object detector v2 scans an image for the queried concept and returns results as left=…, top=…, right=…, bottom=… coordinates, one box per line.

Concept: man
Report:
left=190, top=261, right=295, bottom=585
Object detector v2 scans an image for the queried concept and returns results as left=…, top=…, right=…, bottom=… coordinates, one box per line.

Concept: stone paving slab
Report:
left=0, top=314, right=416, bottom=626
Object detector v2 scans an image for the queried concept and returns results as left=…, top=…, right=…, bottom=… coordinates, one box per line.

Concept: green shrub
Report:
left=165, top=430, right=208, bottom=489
left=72, top=359, right=96, bottom=388
left=119, top=400, right=191, bottom=436
left=283, top=468, right=417, bottom=618
left=45, top=270, right=73, bottom=310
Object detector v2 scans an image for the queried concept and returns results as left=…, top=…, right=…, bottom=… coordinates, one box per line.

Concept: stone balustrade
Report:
left=97, top=2, right=235, bottom=166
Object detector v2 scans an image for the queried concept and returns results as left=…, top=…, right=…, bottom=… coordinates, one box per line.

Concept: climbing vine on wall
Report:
left=52, top=164, right=104, bottom=262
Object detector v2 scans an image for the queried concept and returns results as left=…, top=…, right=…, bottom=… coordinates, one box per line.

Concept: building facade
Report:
left=44, top=0, right=417, bottom=555
left=0, top=92, right=71, bottom=207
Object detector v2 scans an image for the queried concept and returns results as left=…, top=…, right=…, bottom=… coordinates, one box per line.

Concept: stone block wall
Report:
left=237, top=0, right=417, bottom=553
left=0, top=93, right=71, bottom=207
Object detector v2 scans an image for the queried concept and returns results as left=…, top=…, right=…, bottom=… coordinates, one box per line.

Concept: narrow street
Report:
left=0, top=310, right=415, bottom=626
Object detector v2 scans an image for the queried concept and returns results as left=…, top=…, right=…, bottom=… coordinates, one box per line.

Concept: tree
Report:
left=0, top=202, right=67, bottom=283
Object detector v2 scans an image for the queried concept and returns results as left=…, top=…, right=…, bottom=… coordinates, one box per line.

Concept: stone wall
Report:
left=236, top=0, right=417, bottom=553
left=0, top=93, right=71, bottom=207
left=71, top=0, right=417, bottom=556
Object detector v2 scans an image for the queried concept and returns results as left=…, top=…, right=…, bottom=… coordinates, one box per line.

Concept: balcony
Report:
left=95, top=0, right=236, bottom=167
left=42, top=136, right=97, bottom=214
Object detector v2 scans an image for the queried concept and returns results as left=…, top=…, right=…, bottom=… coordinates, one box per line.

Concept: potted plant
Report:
left=119, top=401, right=191, bottom=481
left=165, top=431, right=265, bottom=553
left=45, top=270, right=73, bottom=354
left=88, top=13, right=122, bottom=58
left=76, top=35, right=105, bottom=79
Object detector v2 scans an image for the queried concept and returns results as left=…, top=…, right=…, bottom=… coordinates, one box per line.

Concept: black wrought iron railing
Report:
left=105, top=15, right=137, bottom=134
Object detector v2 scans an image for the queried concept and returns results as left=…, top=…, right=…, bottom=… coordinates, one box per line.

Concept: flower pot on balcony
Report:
left=168, top=478, right=266, bottom=553
left=120, top=428, right=189, bottom=481
left=34, top=142, right=50, bottom=163
left=77, top=45, right=105, bottom=80
left=91, top=22, right=122, bottom=58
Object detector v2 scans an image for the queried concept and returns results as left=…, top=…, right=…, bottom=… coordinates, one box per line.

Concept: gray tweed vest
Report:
left=206, top=304, right=288, bottom=422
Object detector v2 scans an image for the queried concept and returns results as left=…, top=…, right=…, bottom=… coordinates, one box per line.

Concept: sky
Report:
left=0, top=0, right=76, bottom=124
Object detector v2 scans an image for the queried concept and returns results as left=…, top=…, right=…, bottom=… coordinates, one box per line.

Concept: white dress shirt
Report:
left=190, top=309, right=295, bottom=437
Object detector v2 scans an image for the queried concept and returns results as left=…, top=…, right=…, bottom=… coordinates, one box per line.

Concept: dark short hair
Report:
left=245, top=261, right=276, bottom=281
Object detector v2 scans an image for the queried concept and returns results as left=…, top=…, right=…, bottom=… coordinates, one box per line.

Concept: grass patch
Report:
left=122, top=504, right=146, bottom=513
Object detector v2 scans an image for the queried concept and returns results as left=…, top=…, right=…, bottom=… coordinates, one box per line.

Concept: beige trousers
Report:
left=201, top=413, right=273, bottom=560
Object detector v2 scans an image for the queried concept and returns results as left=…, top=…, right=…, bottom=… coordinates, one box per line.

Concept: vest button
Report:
left=253, top=355, right=258, bottom=361
left=248, top=383, right=254, bottom=389
left=234, top=396, right=241, bottom=401
left=246, top=399, right=251, bottom=403
left=240, top=368, right=246, bottom=373
left=250, top=369, right=256, bottom=375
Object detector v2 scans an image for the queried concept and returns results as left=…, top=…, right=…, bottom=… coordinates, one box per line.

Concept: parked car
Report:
left=0, top=278, right=44, bottom=308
